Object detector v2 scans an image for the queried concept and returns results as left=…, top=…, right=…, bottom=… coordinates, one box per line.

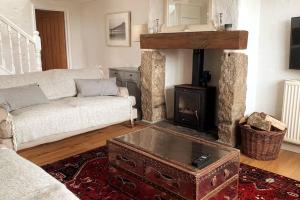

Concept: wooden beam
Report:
left=140, top=31, right=248, bottom=50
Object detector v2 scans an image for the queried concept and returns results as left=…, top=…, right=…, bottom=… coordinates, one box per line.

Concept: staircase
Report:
left=0, top=14, right=42, bottom=75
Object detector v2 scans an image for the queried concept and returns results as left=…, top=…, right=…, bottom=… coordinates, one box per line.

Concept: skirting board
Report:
left=281, top=142, right=300, bottom=153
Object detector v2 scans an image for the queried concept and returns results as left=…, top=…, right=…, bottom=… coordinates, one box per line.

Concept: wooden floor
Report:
left=19, top=122, right=300, bottom=181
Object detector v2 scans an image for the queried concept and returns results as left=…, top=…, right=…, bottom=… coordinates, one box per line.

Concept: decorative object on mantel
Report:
left=225, top=24, right=233, bottom=31
left=106, top=12, right=131, bottom=47
left=239, top=113, right=287, bottom=160
left=153, top=18, right=161, bottom=33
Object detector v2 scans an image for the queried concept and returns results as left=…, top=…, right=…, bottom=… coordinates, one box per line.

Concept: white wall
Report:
left=32, top=0, right=87, bottom=69
left=237, top=0, right=261, bottom=115
left=0, top=0, right=34, bottom=35
left=255, top=0, right=300, bottom=118
left=81, top=0, right=149, bottom=75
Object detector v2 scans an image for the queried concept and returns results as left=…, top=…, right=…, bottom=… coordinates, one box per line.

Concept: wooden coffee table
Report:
left=107, top=126, right=240, bottom=200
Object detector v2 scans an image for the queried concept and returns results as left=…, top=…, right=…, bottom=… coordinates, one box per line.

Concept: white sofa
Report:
left=0, top=68, right=137, bottom=150
left=0, top=145, right=79, bottom=200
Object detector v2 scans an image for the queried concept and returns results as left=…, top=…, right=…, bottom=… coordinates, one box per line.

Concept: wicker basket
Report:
left=240, top=125, right=286, bottom=160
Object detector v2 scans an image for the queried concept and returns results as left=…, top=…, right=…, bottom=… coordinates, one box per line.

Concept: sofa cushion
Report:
left=0, top=67, right=104, bottom=100
left=11, top=96, right=135, bottom=145
left=0, top=84, right=49, bottom=112
left=0, top=148, right=79, bottom=200
left=75, top=78, right=118, bottom=97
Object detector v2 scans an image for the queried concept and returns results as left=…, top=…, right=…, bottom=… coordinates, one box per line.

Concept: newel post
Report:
left=33, top=31, right=42, bottom=71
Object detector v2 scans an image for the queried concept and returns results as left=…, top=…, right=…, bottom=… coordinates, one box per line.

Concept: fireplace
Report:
left=140, top=31, right=248, bottom=146
left=174, top=84, right=216, bottom=131
left=174, top=49, right=216, bottom=132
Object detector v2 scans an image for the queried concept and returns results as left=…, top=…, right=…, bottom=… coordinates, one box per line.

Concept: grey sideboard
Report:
left=109, top=67, right=141, bottom=120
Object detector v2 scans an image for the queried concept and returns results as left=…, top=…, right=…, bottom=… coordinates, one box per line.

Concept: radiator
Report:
left=282, top=80, right=300, bottom=145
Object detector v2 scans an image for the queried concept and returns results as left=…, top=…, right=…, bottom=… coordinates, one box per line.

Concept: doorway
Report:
left=35, top=9, right=68, bottom=70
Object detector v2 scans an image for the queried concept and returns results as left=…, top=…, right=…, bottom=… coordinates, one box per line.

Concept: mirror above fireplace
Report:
left=163, top=0, right=215, bottom=32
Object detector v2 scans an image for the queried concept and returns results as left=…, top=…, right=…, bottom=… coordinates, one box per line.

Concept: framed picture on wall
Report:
left=106, top=11, right=131, bottom=47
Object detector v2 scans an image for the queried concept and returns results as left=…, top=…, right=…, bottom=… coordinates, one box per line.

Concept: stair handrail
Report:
left=0, top=14, right=42, bottom=74
left=0, top=14, right=35, bottom=43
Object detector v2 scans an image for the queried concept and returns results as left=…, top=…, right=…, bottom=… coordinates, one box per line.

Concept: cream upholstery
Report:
left=12, top=96, right=135, bottom=146
left=0, top=148, right=79, bottom=200
left=0, top=108, right=13, bottom=139
left=0, top=67, right=104, bottom=100
left=0, top=68, right=137, bottom=150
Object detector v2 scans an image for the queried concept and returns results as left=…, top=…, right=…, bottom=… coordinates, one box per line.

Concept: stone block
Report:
left=141, top=50, right=166, bottom=122
left=218, top=52, right=248, bottom=146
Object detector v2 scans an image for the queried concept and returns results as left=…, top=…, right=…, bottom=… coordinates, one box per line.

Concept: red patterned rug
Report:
left=42, top=147, right=300, bottom=200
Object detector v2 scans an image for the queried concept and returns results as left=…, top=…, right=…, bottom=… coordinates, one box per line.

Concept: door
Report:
left=35, top=9, right=68, bottom=70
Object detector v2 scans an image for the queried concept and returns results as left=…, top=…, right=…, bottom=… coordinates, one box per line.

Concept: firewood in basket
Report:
left=250, top=112, right=286, bottom=131
left=247, top=112, right=272, bottom=131
left=265, top=115, right=286, bottom=131
left=239, top=116, right=248, bottom=125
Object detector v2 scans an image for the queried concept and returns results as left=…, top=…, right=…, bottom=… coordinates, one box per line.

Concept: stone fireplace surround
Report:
left=140, top=50, right=248, bottom=147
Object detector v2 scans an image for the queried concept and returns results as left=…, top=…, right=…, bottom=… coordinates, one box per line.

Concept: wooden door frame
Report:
left=33, top=5, right=72, bottom=69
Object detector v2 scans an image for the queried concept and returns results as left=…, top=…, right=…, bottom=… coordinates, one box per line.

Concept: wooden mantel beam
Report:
left=140, top=31, right=248, bottom=50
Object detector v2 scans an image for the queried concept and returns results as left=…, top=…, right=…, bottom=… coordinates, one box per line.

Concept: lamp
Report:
left=132, top=24, right=148, bottom=42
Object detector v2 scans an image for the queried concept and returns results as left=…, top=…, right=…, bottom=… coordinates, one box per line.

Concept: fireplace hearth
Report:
left=174, top=84, right=216, bottom=131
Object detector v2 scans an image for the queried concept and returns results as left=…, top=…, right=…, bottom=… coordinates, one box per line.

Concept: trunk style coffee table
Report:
left=107, top=126, right=240, bottom=200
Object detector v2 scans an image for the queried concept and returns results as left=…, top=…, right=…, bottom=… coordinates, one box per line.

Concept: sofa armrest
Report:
left=117, top=87, right=136, bottom=106
left=0, top=108, right=13, bottom=139
left=117, top=87, right=129, bottom=97
left=0, top=107, right=8, bottom=122
left=0, top=144, right=8, bottom=149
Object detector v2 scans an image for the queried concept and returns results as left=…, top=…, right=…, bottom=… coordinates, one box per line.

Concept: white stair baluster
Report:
left=26, top=38, right=31, bottom=72
left=0, top=30, right=5, bottom=68
left=17, top=32, right=23, bottom=74
left=7, top=26, right=15, bottom=74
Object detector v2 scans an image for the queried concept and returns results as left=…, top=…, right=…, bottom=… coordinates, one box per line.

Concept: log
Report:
left=254, top=112, right=286, bottom=131
left=247, top=112, right=271, bottom=131
left=265, top=115, right=286, bottom=131
left=239, top=116, right=248, bottom=125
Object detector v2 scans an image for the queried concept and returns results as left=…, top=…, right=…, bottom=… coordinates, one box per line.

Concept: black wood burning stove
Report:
left=174, top=49, right=216, bottom=131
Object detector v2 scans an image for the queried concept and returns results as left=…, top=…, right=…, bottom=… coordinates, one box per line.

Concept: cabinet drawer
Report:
left=108, top=165, right=141, bottom=198
left=122, top=71, right=138, bottom=81
left=108, top=142, right=144, bottom=176
left=142, top=183, right=177, bottom=200
left=144, top=159, right=195, bottom=200
left=109, top=166, right=177, bottom=200
left=208, top=176, right=238, bottom=200
left=109, top=69, right=120, bottom=77
left=197, top=158, right=239, bottom=199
